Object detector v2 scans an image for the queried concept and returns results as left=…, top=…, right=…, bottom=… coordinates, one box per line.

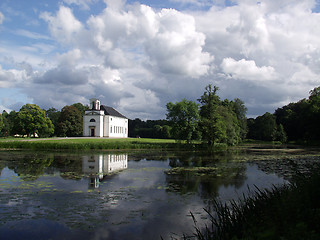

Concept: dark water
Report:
left=0, top=150, right=289, bottom=240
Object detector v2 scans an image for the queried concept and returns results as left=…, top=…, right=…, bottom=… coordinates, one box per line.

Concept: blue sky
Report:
left=1, top=0, right=320, bottom=119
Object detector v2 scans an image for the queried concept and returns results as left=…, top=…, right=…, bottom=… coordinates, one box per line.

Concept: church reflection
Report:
left=82, top=154, right=128, bottom=188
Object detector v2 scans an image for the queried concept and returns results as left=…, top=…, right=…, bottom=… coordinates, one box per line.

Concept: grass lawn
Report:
left=0, top=137, right=186, bottom=150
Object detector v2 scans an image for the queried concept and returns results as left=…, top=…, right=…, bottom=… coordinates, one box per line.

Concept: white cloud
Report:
left=40, top=6, right=83, bottom=44
left=0, top=65, right=31, bottom=88
left=221, top=58, right=276, bottom=81
left=144, top=8, right=213, bottom=78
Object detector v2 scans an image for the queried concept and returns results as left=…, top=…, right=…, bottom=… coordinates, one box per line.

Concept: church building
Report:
left=83, top=98, right=128, bottom=138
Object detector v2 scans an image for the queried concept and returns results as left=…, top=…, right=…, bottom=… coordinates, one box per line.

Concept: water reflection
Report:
left=82, top=154, right=128, bottom=188
left=165, top=154, right=247, bottom=199
left=0, top=150, right=297, bottom=240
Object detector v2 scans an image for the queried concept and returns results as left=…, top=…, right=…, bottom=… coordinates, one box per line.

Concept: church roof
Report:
left=100, top=105, right=127, bottom=119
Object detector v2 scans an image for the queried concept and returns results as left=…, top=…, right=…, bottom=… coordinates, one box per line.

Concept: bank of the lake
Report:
left=0, top=137, right=184, bottom=150
left=192, top=166, right=320, bottom=240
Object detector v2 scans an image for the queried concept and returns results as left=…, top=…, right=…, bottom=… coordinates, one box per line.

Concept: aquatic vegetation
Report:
left=188, top=168, right=320, bottom=240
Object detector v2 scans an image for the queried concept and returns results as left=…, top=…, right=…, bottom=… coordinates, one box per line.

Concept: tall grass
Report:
left=189, top=168, right=320, bottom=240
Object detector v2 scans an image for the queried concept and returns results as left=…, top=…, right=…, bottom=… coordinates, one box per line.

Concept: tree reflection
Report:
left=6, top=153, right=54, bottom=181
left=165, top=151, right=247, bottom=199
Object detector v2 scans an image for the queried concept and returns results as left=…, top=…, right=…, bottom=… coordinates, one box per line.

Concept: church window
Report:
left=110, top=126, right=112, bottom=133
left=90, top=118, right=96, bottom=122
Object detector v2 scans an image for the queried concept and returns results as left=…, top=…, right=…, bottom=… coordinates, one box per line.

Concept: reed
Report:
left=188, top=168, right=320, bottom=240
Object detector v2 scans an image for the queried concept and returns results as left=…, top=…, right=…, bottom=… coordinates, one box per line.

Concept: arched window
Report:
left=90, top=118, right=96, bottom=122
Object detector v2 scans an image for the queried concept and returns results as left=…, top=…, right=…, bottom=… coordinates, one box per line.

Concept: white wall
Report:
left=83, top=110, right=104, bottom=137
left=83, top=110, right=128, bottom=138
left=107, top=116, right=128, bottom=138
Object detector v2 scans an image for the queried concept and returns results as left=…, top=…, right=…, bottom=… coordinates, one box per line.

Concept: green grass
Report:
left=0, top=137, right=192, bottom=150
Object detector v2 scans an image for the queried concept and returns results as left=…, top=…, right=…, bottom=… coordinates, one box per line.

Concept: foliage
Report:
left=72, top=102, right=89, bottom=115
left=128, top=118, right=172, bottom=139
left=14, top=104, right=54, bottom=137
left=56, top=105, right=83, bottom=137
left=1, top=110, right=16, bottom=137
left=0, top=113, right=3, bottom=133
left=46, top=107, right=61, bottom=136
left=197, top=85, right=245, bottom=147
left=229, top=98, right=248, bottom=140
left=198, top=85, right=221, bottom=147
left=166, top=99, right=200, bottom=143
left=247, top=112, right=288, bottom=143
left=274, top=86, right=320, bottom=142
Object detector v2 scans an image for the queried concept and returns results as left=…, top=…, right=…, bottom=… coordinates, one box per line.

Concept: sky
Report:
left=1, top=0, right=320, bottom=119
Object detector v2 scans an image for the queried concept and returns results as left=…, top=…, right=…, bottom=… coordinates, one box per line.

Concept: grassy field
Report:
left=0, top=137, right=190, bottom=150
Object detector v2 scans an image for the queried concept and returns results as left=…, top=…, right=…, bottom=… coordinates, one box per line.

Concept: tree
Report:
left=166, top=99, right=200, bottom=143
left=0, top=113, right=3, bottom=133
left=247, top=112, right=287, bottom=142
left=56, top=105, right=83, bottom=137
left=72, top=103, right=89, bottom=115
left=16, top=104, right=54, bottom=137
left=216, top=105, right=241, bottom=145
left=230, top=98, right=248, bottom=141
left=46, top=108, right=61, bottom=136
left=1, top=110, right=18, bottom=136
left=274, top=87, right=320, bottom=142
left=198, top=84, right=222, bottom=146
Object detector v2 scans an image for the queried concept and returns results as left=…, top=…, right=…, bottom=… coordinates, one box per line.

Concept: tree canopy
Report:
left=166, top=99, right=200, bottom=143
left=273, top=86, right=320, bottom=142
left=15, top=104, right=54, bottom=137
left=165, top=84, right=247, bottom=147
left=56, top=105, right=83, bottom=137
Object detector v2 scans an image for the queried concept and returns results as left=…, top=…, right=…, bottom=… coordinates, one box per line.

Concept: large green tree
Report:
left=166, top=99, right=200, bottom=143
left=56, top=105, right=83, bottom=137
left=229, top=98, right=248, bottom=140
left=16, top=104, right=54, bottom=137
left=197, top=85, right=244, bottom=146
left=198, top=85, right=223, bottom=146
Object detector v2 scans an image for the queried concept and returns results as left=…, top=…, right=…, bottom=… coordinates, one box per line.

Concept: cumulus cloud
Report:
left=40, top=6, right=83, bottom=44
left=221, top=58, right=276, bottom=81
left=0, top=65, right=31, bottom=88
left=144, top=8, right=213, bottom=77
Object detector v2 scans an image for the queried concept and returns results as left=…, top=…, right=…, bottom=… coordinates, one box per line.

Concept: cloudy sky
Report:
left=1, top=0, right=320, bottom=119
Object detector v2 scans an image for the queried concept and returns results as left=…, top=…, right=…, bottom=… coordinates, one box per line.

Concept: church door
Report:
left=91, top=128, right=95, bottom=137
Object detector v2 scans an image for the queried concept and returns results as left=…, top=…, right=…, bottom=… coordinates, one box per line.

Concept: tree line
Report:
left=0, top=103, right=89, bottom=137
left=132, top=85, right=320, bottom=145
left=1, top=85, right=319, bottom=144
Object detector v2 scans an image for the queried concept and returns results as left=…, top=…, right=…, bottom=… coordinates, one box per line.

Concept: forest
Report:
left=0, top=85, right=319, bottom=145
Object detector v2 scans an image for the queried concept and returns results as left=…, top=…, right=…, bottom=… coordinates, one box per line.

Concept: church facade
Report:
left=83, top=98, right=128, bottom=138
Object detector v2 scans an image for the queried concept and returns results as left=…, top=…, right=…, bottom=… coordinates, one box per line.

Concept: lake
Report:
left=0, top=148, right=317, bottom=240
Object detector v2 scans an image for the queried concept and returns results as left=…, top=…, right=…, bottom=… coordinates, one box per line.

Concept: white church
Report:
left=83, top=98, right=128, bottom=138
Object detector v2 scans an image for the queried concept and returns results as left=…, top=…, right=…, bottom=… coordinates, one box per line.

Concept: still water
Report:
left=0, top=150, right=288, bottom=240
